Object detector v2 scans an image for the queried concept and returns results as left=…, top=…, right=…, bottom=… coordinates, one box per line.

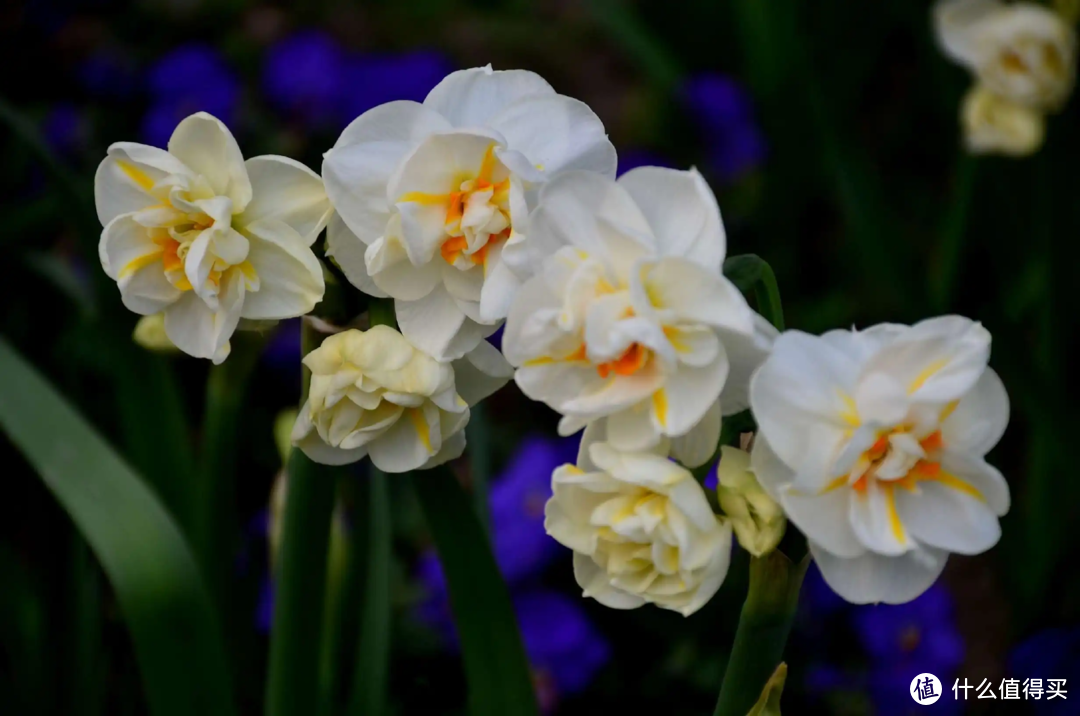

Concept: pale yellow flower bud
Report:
left=273, top=409, right=298, bottom=466
left=715, top=445, right=786, bottom=557
left=132, top=313, right=178, bottom=353
left=961, top=84, right=1045, bottom=156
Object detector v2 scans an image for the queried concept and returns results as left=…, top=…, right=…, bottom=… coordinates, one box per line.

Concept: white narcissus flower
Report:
left=961, top=83, right=1046, bottom=155
left=502, top=167, right=775, bottom=468
left=322, top=65, right=617, bottom=361
left=291, top=325, right=511, bottom=473
left=95, top=112, right=331, bottom=363
left=749, top=316, right=1010, bottom=605
left=935, top=0, right=1077, bottom=111
left=544, top=424, right=732, bottom=617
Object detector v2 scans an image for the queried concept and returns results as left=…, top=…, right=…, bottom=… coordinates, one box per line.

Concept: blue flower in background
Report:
left=340, top=51, right=451, bottom=123
left=416, top=435, right=608, bottom=708
left=682, top=74, right=766, bottom=182
left=142, top=44, right=240, bottom=147
left=1010, top=627, right=1080, bottom=714
left=263, top=31, right=346, bottom=129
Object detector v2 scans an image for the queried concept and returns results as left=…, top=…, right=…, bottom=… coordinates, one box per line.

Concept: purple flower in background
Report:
left=79, top=49, right=139, bottom=100
left=42, top=104, right=87, bottom=157
left=682, top=74, right=766, bottom=182
left=1010, top=627, right=1080, bottom=714
left=616, top=149, right=672, bottom=176
left=263, top=31, right=346, bottom=129
left=142, top=45, right=239, bottom=147
left=340, top=51, right=451, bottom=123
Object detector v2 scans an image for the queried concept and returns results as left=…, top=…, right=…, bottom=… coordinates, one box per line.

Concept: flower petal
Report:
left=809, top=541, right=948, bottom=605
left=167, top=112, right=252, bottom=211
left=941, top=367, right=1009, bottom=457
left=240, top=219, right=325, bottom=320
left=652, top=345, right=730, bottom=438
left=617, top=167, right=725, bottom=270
left=163, top=277, right=243, bottom=364
left=94, top=142, right=194, bottom=226
left=573, top=552, right=647, bottom=610
left=395, top=283, right=491, bottom=360
left=451, top=339, right=513, bottom=405
left=636, top=257, right=754, bottom=335
left=424, top=65, right=554, bottom=128
left=669, top=400, right=721, bottom=468
left=325, top=213, right=388, bottom=297
left=238, top=155, right=331, bottom=245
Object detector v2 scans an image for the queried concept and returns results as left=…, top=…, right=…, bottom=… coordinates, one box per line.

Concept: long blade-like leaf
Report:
left=412, top=467, right=539, bottom=716
left=0, top=337, right=237, bottom=716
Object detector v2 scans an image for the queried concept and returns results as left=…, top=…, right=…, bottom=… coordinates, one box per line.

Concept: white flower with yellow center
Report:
left=748, top=316, right=1010, bottom=604
left=502, top=167, right=775, bottom=468
left=95, top=112, right=331, bottom=363
left=291, top=325, right=510, bottom=473
left=322, top=65, right=617, bottom=361
left=544, top=424, right=732, bottom=616
left=961, top=83, right=1046, bottom=155
left=935, top=0, right=1077, bottom=110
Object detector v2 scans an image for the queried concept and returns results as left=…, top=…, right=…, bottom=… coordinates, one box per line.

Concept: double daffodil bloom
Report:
left=544, top=423, right=732, bottom=616
left=749, top=316, right=1010, bottom=604
left=322, top=65, right=617, bottom=361
left=95, top=112, right=331, bottom=362
left=503, top=167, right=775, bottom=468
left=291, top=325, right=510, bottom=473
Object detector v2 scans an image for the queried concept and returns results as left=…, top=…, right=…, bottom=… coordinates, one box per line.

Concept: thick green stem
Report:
left=347, top=468, right=392, bottom=716
left=194, top=334, right=264, bottom=611
left=713, top=552, right=808, bottom=716
left=266, top=322, right=337, bottom=716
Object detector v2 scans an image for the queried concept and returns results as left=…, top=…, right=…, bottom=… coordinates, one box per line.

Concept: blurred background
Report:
left=2, top=0, right=1079, bottom=714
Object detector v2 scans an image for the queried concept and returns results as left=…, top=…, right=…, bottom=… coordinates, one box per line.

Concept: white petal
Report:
left=167, top=112, right=252, bottom=211
left=486, top=93, right=617, bottom=178
left=424, top=66, right=554, bottom=128
left=477, top=243, right=522, bottom=322
left=670, top=400, right=721, bottom=468
left=561, top=363, right=666, bottom=421
left=717, top=315, right=778, bottom=415
left=940, top=449, right=1011, bottom=516
left=636, top=257, right=753, bottom=335
left=94, top=142, right=193, bottom=226
left=895, top=474, right=1002, bottom=555
left=323, top=101, right=450, bottom=242
left=368, top=409, right=436, bottom=473
left=420, top=428, right=467, bottom=470
left=238, top=155, right=331, bottom=245
left=848, top=480, right=913, bottom=556
left=515, top=360, right=604, bottom=414
left=573, top=552, right=648, bottom=610
left=606, top=406, right=662, bottom=453
left=295, top=431, right=369, bottom=466
left=240, top=219, right=325, bottom=320
left=858, top=315, right=990, bottom=403
left=367, top=232, right=442, bottom=301
left=452, top=339, right=513, bottom=405
left=941, top=367, right=1009, bottom=457
left=810, top=542, right=948, bottom=605
left=528, top=170, right=654, bottom=266
left=100, top=213, right=159, bottom=281
left=163, top=283, right=242, bottom=364
left=395, top=284, right=489, bottom=360
left=618, top=166, right=725, bottom=270
left=933, top=0, right=1002, bottom=68
left=749, top=330, right=860, bottom=490
left=325, top=213, right=387, bottom=297
left=653, top=347, right=730, bottom=438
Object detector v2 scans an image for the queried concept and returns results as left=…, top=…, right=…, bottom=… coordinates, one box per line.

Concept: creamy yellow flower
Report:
left=935, top=0, right=1077, bottom=110
left=715, top=445, right=785, bottom=557
left=132, top=313, right=177, bottom=353
left=961, top=84, right=1046, bottom=155
left=291, top=325, right=509, bottom=473
left=95, top=112, right=331, bottom=363
left=544, top=424, right=732, bottom=616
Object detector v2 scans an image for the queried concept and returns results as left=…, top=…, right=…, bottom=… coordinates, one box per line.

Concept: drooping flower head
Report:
left=502, top=167, right=775, bottom=467
left=95, top=112, right=330, bottom=362
left=291, top=325, right=510, bottom=472
left=544, top=423, right=733, bottom=616
left=322, top=65, right=617, bottom=361
left=750, top=316, right=1010, bottom=604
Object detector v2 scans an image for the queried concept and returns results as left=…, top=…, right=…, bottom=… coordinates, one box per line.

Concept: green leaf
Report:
left=724, top=255, right=785, bottom=330
left=723, top=255, right=765, bottom=293
left=747, top=663, right=787, bottom=716
left=412, top=468, right=539, bottom=716
left=0, top=337, right=237, bottom=716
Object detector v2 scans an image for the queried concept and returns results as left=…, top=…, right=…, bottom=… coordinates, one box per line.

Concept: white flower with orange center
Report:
left=544, top=423, right=733, bottom=617
left=95, top=112, right=330, bottom=362
left=322, top=65, right=617, bottom=361
left=748, top=316, right=1010, bottom=604
left=502, top=167, right=775, bottom=468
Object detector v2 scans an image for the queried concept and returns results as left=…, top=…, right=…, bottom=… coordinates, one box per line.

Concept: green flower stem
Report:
left=193, top=333, right=265, bottom=612
left=467, top=400, right=492, bottom=536
left=713, top=552, right=808, bottom=716
left=266, top=321, right=338, bottom=716
left=347, top=468, right=392, bottom=716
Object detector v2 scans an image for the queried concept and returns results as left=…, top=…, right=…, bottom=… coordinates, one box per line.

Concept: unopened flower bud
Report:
left=715, top=445, right=786, bottom=557
left=132, top=313, right=178, bottom=353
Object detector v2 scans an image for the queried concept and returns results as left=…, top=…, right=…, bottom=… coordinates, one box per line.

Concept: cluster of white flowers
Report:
left=934, top=0, right=1077, bottom=156
left=94, top=64, right=1012, bottom=615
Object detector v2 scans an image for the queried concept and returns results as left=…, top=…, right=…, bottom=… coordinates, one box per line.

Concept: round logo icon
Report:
left=910, top=673, right=942, bottom=705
